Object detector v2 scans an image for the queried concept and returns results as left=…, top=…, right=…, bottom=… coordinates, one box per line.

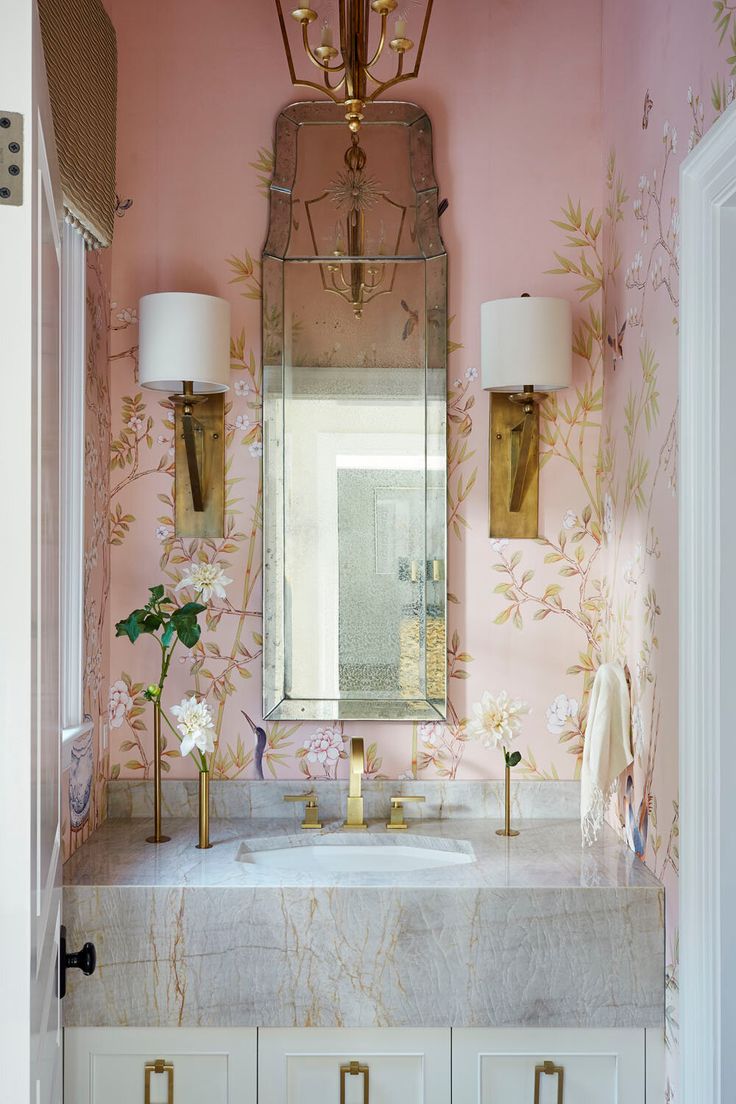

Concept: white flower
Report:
left=419, top=721, right=445, bottom=749
left=171, top=696, right=215, bottom=758
left=235, top=414, right=250, bottom=430
left=453, top=378, right=462, bottom=388
left=303, top=726, right=344, bottom=772
left=603, top=494, right=614, bottom=537
left=466, top=690, right=529, bottom=750
left=563, top=509, right=578, bottom=530
left=638, top=175, right=649, bottom=192
left=157, top=434, right=169, bottom=445
left=545, top=693, right=579, bottom=735
left=156, top=525, right=172, bottom=543
left=465, top=365, right=478, bottom=381
left=176, top=561, right=232, bottom=602
left=249, top=441, right=263, bottom=458
left=687, top=85, right=693, bottom=105
left=117, top=306, right=138, bottom=325
left=489, top=537, right=509, bottom=553
left=128, top=415, right=145, bottom=433
left=108, top=679, right=133, bottom=729
left=234, top=379, right=250, bottom=397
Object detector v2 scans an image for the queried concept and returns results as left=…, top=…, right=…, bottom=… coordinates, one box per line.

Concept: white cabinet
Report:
left=258, top=1028, right=451, bottom=1104
left=452, top=1028, right=646, bottom=1104
left=64, top=1027, right=257, bottom=1104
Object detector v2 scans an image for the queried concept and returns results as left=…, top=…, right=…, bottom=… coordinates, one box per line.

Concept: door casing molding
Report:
left=679, top=98, right=736, bottom=1104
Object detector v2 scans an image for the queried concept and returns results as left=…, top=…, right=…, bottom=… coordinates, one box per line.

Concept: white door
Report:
left=0, top=3, right=64, bottom=1103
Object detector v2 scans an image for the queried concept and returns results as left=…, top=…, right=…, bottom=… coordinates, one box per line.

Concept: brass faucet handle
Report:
left=283, top=791, right=322, bottom=830
left=386, top=793, right=425, bottom=830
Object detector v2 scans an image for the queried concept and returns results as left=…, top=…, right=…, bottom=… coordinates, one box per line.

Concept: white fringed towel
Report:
left=581, top=663, right=633, bottom=846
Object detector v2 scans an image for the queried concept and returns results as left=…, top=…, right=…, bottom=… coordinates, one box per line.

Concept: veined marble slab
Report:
left=107, top=777, right=581, bottom=822
left=63, top=816, right=663, bottom=1030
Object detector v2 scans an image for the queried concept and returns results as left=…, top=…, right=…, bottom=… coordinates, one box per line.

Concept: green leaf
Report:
left=161, top=621, right=175, bottom=648
left=149, top=584, right=165, bottom=602
left=177, top=601, right=207, bottom=617
left=174, top=616, right=201, bottom=649
left=115, top=612, right=141, bottom=643
left=506, top=750, right=522, bottom=768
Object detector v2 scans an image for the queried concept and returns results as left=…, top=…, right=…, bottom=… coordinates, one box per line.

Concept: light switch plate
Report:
left=0, top=112, right=23, bottom=206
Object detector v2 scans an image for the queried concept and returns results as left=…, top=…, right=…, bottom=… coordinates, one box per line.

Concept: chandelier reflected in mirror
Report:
left=305, top=133, right=407, bottom=318
left=274, top=0, right=434, bottom=132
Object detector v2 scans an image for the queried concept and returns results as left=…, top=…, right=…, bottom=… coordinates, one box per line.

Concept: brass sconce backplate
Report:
left=489, top=393, right=539, bottom=540
left=174, top=393, right=225, bottom=538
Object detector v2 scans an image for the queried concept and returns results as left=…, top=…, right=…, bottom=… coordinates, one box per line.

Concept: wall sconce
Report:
left=481, top=295, right=572, bottom=539
left=138, top=292, right=231, bottom=538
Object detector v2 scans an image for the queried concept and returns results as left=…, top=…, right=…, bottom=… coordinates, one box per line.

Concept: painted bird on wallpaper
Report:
left=607, top=313, right=626, bottom=368
left=242, top=711, right=267, bottom=780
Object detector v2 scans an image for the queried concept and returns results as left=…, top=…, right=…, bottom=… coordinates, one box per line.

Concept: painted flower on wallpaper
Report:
left=108, top=679, right=134, bottom=729
left=175, top=561, right=232, bottom=602
left=466, top=690, right=529, bottom=750
left=418, top=721, right=445, bottom=749
left=465, top=366, right=478, bottom=381
left=301, top=726, right=345, bottom=777
left=234, top=379, right=250, bottom=397
left=235, top=414, right=250, bottom=430
left=155, top=525, right=172, bottom=543
left=249, top=441, right=263, bottom=458
left=623, top=542, right=644, bottom=585
left=562, top=510, right=578, bottom=530
left=171, top=696, right=216, bottom=757
left=545, top=693, right=579, bottom=736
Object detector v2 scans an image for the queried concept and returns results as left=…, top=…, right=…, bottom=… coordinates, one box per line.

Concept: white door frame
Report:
left=680, top=99, right=736, bottom=1104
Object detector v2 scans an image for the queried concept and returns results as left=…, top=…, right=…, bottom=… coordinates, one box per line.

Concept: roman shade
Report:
left=38, top=0, right=117, bottom=249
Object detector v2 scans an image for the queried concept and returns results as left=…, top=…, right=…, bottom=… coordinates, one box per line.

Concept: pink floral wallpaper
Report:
left=63, top=250, right=112, bottom=861
left=102, top=0, right=605, bottom=784
left=600, top=3, right=731, bottom=1097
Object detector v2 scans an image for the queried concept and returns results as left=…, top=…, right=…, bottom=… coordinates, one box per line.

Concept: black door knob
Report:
left=59, top=924, right=96, bottom=999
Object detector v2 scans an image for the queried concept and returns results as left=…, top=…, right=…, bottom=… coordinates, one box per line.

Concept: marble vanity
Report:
left=63, top=780, right=663, bottom=1031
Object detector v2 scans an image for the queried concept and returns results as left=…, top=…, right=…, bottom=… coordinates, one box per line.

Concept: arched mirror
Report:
left=262, top=101, right=446, bottom=721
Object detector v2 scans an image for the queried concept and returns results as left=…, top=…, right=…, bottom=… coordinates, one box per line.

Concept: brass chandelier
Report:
left=274, top=0, right=434, bottom=132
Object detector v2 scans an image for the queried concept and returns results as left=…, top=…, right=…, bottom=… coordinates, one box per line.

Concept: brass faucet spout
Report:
left=344, top=737, right=368, bottom=829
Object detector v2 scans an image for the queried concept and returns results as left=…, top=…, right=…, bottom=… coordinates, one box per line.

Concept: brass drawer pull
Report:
left=534, top=1059, right=564, bottom=1103
left=340, top=1059, right=369, bottom=1103
left=144, top=1057, right=174, bottom=1104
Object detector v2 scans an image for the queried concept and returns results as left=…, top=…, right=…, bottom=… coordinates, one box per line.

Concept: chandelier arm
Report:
left=365, top=0, right=433, bottom=98
left=283, top=74, right=344, bottom=103
left=324, top=72, right=347, bottom=93
left=274, top=0, right=300, bottom=83
left=363, top=12, right=388, bottom=69
left=301, top=22, right=347, bottom=73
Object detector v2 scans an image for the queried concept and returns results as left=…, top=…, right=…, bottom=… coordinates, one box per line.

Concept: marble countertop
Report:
left=64, top=814, right=661, bottom=892
left=63, top=804, right=663, bottom=1031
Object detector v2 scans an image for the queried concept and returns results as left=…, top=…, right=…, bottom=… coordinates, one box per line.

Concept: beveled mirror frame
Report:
left=262, top=101, right=447, bottom=721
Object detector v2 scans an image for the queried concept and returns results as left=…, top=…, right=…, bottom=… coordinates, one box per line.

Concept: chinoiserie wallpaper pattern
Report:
left=63, top=249, right=112, bottom=861
left=67, top=0, right=735, bottom=1097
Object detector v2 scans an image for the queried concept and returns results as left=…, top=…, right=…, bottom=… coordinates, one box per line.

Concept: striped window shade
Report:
left=38, top=0, right=117, bottom=249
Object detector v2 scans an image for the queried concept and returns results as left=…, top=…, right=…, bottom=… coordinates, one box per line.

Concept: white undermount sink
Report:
left=238, top=839, right=474, bottom=874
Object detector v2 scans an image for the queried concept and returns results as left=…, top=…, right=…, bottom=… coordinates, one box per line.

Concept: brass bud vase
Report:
left=146, top=701, right=171, bottom=844
left=496, top=763, right=520, bottom=838
left=196, top=770, right=212, bottom=850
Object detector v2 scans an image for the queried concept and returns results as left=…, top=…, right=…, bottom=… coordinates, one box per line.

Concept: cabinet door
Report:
left=452, top=1028, right=645, bottom=1104
left=64, top=1027, right=257, bottom=1104
left=258, top=1028, right=450, bottom=1104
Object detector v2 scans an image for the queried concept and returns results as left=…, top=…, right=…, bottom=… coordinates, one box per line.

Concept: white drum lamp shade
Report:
left=480, top=296, right=572, bottom=392
left=138, top=292, right=231, bottom=393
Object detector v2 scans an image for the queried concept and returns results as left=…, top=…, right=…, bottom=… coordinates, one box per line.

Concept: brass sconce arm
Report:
left=507, top=385, right=546, bottom=515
